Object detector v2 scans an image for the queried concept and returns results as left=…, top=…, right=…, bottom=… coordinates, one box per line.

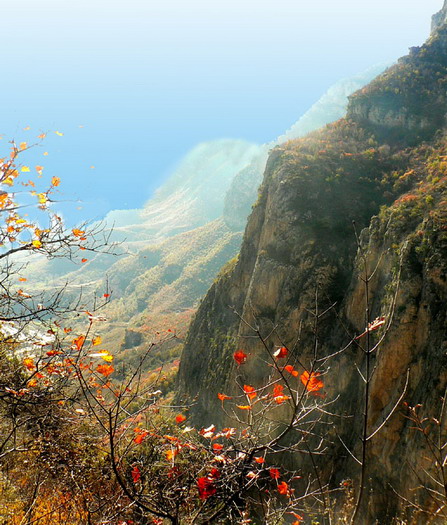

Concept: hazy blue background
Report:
left=0, top=0, right=442, bottom=224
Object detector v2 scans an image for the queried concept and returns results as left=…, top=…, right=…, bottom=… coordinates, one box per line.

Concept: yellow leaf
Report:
left=19, top=142, right=27, bottom=150
left=23, top=357, right=35, bottom=370
left=23, top=126, right=30, bottom=131
left=3, top=177, right=14, bottom=186
left=37, top=193, right=47, bottom=204
left=92, top=336, right=102, bottom=346
left=43, top=152, right=48, bottom=156
left=21, top=166, right=30, bottom=173
left=32, top=239, right=42, bottom=248
left=55, top=131, right=63, bottom=136
left=101, top=353, right=114, bottom=363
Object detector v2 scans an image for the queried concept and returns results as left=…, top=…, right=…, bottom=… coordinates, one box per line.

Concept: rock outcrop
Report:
left=177, top=17, right=447, bottom=523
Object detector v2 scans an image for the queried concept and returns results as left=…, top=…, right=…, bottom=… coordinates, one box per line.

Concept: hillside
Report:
left=177, top=15, right=447, bottom=523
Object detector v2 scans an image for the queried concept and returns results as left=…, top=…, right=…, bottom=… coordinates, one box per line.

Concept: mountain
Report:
left=177, top=14, right=447, bottom=523
left=25, top=66, right=385, bottom=361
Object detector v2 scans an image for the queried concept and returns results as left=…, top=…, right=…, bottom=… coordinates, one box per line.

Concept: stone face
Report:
left=432, top=0, right=447, bottom=33
left=177, top=21, right=447, bottom=522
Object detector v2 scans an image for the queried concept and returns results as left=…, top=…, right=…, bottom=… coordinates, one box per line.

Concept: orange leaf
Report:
left=300, top=371, right=324, bottom=394
left=218, top=393, right=232, bottom=401
left=237, top=405, right=251, bottom=410
left=96, top=364, right=114, bottom=377
left=254, top=457, right=265, bottom=464
left=18, top=277, right=27, bottom=282
left=243, top=384, right=256, bottom=400
left=277, top=481, right=289, bottom=495
left=72, top=228, right=85, bottom=237
left=175, top=414, right=187, bottom=424
left=133, top=430, right=149, bottom=444
left=165, top=448, right=178, bottom=461
left=23, top=357, right=35, bottom=371
left=233, top=350, right=247, bottom=365
left=72, top=335, right=85, bottom=351
left=212, top=443, right=224, bottom=452
left=81, top=258, right=88, bottom=263
left=284, top=364, right=299, bottom=377
left=51, top=176, right=60, bottom=186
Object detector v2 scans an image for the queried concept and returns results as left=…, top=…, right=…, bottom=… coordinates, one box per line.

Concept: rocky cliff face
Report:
left=177, top=20, right=447, bottom=523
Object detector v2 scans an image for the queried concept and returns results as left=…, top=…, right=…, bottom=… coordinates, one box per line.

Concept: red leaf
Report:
left=175, top=414, right=187, bottom=424
left=273, top=346, right=288, bottom=359
left=269, top=468, right=280, bottom=479
left=277, top=481, right=289, bottom=495
left=254, top=457, right=265, bottom=464
left=131, top=466, right=141, bottom=483
left=197, top=477, right=216, bottom=500
left=233, top=350, right=247, bottom=365
left=212, top=443, right=224, bottom=452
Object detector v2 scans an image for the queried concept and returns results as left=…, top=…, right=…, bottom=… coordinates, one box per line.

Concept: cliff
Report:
left=177, top=18, right=447, bottom=523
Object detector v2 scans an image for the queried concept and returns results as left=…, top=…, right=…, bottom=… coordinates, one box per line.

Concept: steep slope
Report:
left=177, top=20, right=447, bottom=522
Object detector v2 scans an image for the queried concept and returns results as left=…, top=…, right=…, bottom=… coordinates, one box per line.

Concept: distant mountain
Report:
left=26, top=64, right=388, bottom=358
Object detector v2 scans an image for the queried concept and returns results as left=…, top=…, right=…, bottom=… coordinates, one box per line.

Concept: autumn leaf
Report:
left=269, top=468, right=280, bottom=479
left=212, top=443, right=224, bottom=452
left=290, top=512, right=304, bottom=523
left=51, top=176, right=60, bottom=186
left=23, top=357, right=35, bottom=371
left=237, top=405, right=251, bottom=410
left=284, top=364, right=299, bottom=377
left=32, top=239, right=42, bottom=249
left=273, top=346, right=288, bottom=359
left=21, top=166, right=30, bottom=173
left=277, top=481, right=290, bottom=495
left=81, top=258, right=88, bottom=263
left=72, top=228, right=85, bottom=237
left=243, top=384, right=257, bottom=400
left=18, top=277, right=27, bottom=282
left=55, top=131, right=64, bottom=136
left=273, top=384, right=290, bottom=404
left=254, top=457, right=265, bottom=464
left=96, top=364, right=114, bottom=377
left=200, top=425, right=215, bottom=439
left=165, top=448, right=178, bottom=461
left=92, top=336, right=102, bottom=346
left=131, top=466, right=141, bottom=483
left=103, top=293, right=110, bottom=298
left=133, top=430, right=149, bottom=445
left=197, top=477, right=217, bottom=500
left=19, top=142, right=27, bottom=150
left=175, top=414, right=187, bottom=424
left=300, top=371, right=324, bottom=394
left=233, top=350, right=247, bottom=365
left=35, top=166, right=44, bottom=174
left=217, top=393, right=232, bottom=401
left=38, top=133, right=46, bottom=139
left=72, top=335, right=85, bottom=351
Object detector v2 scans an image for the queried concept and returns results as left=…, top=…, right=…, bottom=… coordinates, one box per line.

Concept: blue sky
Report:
left=0, top=0, right=442, bottom=224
